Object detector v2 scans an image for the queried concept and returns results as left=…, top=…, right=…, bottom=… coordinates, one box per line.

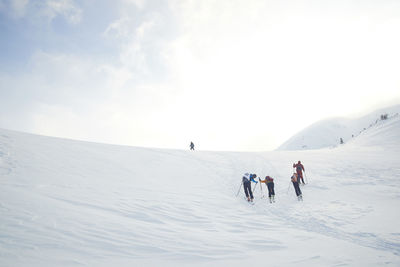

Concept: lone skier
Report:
left=293, top=161, right=305, bottom=184
left=242, top=173, right=255, bottom=202
left=259, top=176, right=275, bottom=203
left=190, top=142, right=195, bottom=150
left=291, top=173, right=303, bottom=201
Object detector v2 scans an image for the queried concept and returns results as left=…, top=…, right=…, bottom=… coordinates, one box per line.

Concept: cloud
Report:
left=44, top=0, right=82, bottom=24
left=1, top=0, right=400, bottom=151
left=0, top=0, right=29, bottom=18
left=122, top=0, right=146, bottom=10
left=103, top=18, right=157, bottom=75
left=0, top=0, right=181, bottom=147
left=0, top=0, right=82, bottom=24
left=103, top=2, right=178, bottom=83
left=103, top=17, right=133, bottom=39
left=11, top=0, right=29, bottom=17
left=0, top=47, right=179, bottom=147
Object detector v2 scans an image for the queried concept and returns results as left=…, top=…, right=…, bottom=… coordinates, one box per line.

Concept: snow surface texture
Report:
left=1, top=117, right=400, bottom=267
left=278, top=104, right=400, bottom=151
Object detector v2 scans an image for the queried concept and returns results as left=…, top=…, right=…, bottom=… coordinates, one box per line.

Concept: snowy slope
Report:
left=1, top=118, right=400, bottom=267
left=277, top=104, right=400, bottom=150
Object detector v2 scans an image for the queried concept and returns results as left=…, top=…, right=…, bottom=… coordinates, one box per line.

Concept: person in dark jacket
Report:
left=190, top=142, right=195, bottom=150
left=291, top=173, right=303, bottom=201
left=242, top=173, right=254, bottom=202
left=293, top=161, right=305, bottom=184
left=260, top=176, right=275, bottom=203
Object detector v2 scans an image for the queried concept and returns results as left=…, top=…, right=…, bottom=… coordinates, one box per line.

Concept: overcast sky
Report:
left=0, top=0, right=399, bottom=151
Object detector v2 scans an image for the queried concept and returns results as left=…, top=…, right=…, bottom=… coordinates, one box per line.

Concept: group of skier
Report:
left=190, top=143, right=307, bottom=203
left=241, top=173, right=276, bottom=203
left=240, top=160, right=306, bottom=203
left=291, top=161, right=305, bottom=201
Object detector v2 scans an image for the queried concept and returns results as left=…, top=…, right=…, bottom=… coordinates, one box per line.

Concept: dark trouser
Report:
left=267, top=183, right=275, bottom=197
left=292, top=181, right=302, bottom=196
left=296, top=170, right=305, bottom=184
left=243, top=181, right=253, bottom=199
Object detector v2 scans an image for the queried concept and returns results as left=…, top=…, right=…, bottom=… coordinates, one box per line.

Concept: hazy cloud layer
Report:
left=1, top=0, right=400, bottom=150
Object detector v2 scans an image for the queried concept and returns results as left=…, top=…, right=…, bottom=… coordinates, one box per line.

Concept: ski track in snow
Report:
left=0, top=118, right=400, bottom=267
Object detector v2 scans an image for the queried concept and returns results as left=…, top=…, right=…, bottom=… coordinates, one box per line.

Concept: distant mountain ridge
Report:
left=277, top=104, right=400, bottom=151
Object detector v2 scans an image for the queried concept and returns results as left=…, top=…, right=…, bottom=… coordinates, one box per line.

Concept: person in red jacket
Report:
left=293, top=161, right=305, bottom=184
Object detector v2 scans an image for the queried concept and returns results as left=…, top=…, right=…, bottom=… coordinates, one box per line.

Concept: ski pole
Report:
left=252, top=182, right=258, bottom=193
left=304, top=171, right=309, bottom=184
left=259, top=179, right=263, bottom=197
left=236, top=182, right=243, bottom=197
left=288, top=168, right=295, bottom=194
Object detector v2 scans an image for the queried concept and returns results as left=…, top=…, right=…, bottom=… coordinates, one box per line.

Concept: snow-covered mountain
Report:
left=1, top=115, right=400, bottom=266
left=277, top=104, right=400, bottom=151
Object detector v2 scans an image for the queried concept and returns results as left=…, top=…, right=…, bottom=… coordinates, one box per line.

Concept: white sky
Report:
left=0, top=0, right=399, bottom=151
